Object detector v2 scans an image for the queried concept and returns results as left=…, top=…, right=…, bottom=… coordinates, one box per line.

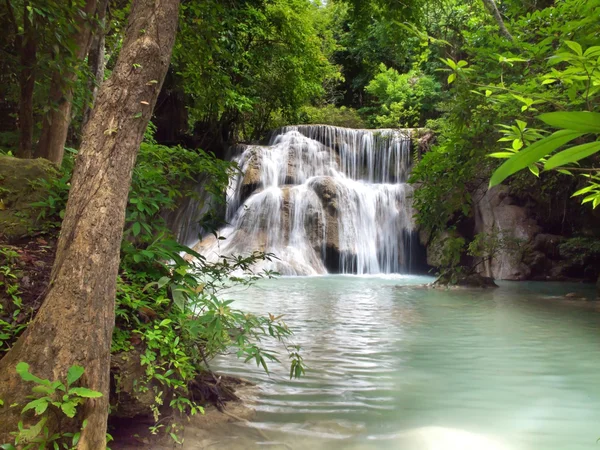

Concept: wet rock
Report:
left=426, top=230, right=463, bottom=268
left=433, top=273, right=498, bottom=289
left=473, top=185, right=541, bottom=280
left=239, top=150, right=262, bottom=202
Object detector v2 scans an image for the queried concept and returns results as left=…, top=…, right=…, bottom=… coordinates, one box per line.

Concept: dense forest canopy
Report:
left=0, top=0, right=599, bottom=446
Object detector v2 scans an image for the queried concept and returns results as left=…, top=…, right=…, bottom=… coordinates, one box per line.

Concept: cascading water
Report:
left=194, top=125, right=418, bottom=275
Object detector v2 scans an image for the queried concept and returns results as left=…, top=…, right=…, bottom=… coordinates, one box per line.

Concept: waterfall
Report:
left=194, top=125, right=418, bottom=276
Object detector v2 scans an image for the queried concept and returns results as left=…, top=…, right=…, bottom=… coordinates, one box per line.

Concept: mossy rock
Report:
left=0, top=155, right=58, bottom=242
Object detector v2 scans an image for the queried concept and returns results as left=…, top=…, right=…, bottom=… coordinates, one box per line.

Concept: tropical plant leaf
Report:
left=67, top=365, right=85, bottom=386
left=490, top=130, right=584, bottom=187
left=68, top=387, right=103, bottom=398
left=544, top=141, right=600, bottom=170
left=22, top=398, right=49, bottom=416
left=538, top=111, right=600, bottom=133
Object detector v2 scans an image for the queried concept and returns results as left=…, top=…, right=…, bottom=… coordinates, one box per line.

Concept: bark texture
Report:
left=0, top=0, right=180, bottom=447
left=481, top=0, right=514, bottom=41
left=16, top=1, right=37, bottom=159
left=81, top=0, right=109, bottom=130
left=36, top=0, right=97, bottom=165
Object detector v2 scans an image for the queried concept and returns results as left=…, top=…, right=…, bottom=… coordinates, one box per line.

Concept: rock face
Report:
left=473, top=185, right=540, bottom=280
left=0, top=156, right=58, bottom=242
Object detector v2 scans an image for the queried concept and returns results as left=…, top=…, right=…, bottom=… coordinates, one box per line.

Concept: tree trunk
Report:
left=36, top=0, right=97, bottom=165
left=481, top=0, right=513, bottom=41
left=0, top=0, right=180, bottom=446
left=81, top=0, right=109, bottom=131
left=9, top=0, right=37, bottom=159
left=17, top=3, right=36, bottom=159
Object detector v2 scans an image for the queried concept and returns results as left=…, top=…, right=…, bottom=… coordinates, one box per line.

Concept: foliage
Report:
left=363, top=65, right=441, bottom=127
left=0, top=247, right=28, bottom=356
left=298, top=105, right=366, bottom=129
left=410, top=0, right=600, bottom=242
left=25, top=128, right=306, bottom=435
left=489, top=43, right=600, bottom=201
left=1, top=363, right=103, bottom=450
left=434, top=231, right=522, bottom=284
left=174, top=0, right=340, bottom=141
left=558, top=237, right=600, bottom=266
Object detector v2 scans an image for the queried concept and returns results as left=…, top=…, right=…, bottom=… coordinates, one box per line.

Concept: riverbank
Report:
left=111, top=378, right=258, bottom=449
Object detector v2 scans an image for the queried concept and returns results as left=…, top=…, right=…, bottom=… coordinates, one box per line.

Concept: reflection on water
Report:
left=192, top=276, right=600, bottom=449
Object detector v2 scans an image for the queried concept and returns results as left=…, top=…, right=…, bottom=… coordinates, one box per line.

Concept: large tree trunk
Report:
left=7, top=0, right=37, bottom=159
left=481, top=0, right=513, bottom=41
left=17, top=2, right=36, bottom=159
left=0, top=0, right=180, bottom=446
left=36, top=0, right=97, bottom=165
left=81, top=0, right=109, bottom=130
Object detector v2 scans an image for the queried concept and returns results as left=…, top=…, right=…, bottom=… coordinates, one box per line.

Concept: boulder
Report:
left=239, top=150, right=262, bottom=202
left=310, top=177, right=343, bottom=271
left=473, top=185, right=540, bottom=280
left=426, top=230, right=463, bottom=268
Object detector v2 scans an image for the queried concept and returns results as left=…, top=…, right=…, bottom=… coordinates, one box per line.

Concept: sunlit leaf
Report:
left=538, top=111, right=600, bottom=133
left=544, top=141, right=600, bottom=170
left=490, top=130, right=584, bottom=187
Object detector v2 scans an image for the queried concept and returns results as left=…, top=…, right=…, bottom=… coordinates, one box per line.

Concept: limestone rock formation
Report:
left=473, top=185, right=540, bottom=280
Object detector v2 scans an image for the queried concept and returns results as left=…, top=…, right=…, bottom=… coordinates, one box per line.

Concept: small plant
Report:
left=0, top=247, right=28, bottom=356
left=1, top=363, right=103, bottom=450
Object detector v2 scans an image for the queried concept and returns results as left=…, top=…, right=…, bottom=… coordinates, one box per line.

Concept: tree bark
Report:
left=81, top=0, right=109, bottom=130
left=0, top=0, right=180, bottom=447
left=481, top=0, right=513, bottom=41
left=36, top=0, right=97, bottom=165
left=17, top=1, right=36, bottom=159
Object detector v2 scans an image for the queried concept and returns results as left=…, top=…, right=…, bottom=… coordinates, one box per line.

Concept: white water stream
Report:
left=196, top=125, right=418, bottom=275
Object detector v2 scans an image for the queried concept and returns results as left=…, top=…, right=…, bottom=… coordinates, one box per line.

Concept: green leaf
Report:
left=172, top=289, right=186, bottom=311
left=132, top=222, right=141, bottom=236
left=16, top=362, right=48, bottom=386
left=490, top=130, right=584, bottom=187
left=564, top=40, right=583, bottom=56
left=19, top=417, right=47, bottom=441
left=447, top=73, right=456, bottom=84
left=60, top=401, right=77, bottom=418
left=557, top=169, right=573, bottom=176
left=512, top=139, right=523, bottom=150
left=528, top=165, right=540, bottom=177
left=572, top=184, right=596, bottom=197
left=157, top=276, right=170, bottom=289
left=544, top=141, right=600, bottom=170
left=67, top=365, right=85, bottom=386
left=538, top=112, right=600, bottom=133
left=22, top=398, right=49, bottom=415
left=68, top=387, right=103, bottom=398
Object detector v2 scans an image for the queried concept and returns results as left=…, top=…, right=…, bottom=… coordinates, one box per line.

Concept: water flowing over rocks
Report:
left=194, top=125, right=420, bottom=275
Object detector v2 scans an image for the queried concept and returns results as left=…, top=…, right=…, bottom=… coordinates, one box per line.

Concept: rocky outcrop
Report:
left=473, top=185, right=540, bottom=280
left=310, top=176, right=344, bottom=271
left=239, top=149, right=262, bottom=203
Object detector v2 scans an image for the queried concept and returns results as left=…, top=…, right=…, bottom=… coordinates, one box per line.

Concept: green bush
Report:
left=298, top=105, right=367, bottom=129
left=363, top=65, right=441, bottom=128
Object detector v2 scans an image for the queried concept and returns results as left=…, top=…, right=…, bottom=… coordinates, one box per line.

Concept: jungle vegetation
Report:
left=0, top=0, right=598, bottom=446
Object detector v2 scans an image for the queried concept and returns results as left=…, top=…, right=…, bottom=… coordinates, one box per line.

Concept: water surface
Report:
left=201, top=276, right=600, bottom=449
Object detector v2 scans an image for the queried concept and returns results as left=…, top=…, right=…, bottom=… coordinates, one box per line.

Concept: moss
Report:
left=0, top=156, right=58, bottom=241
